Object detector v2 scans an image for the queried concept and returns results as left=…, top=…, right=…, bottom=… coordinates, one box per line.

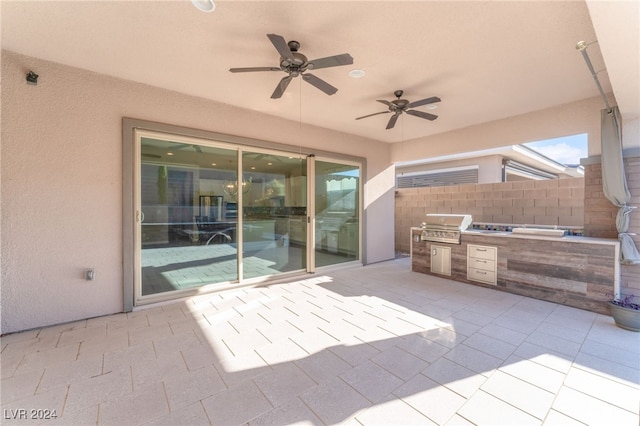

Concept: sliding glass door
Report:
left=134, top=129, right=360, bottom=305
left=138, top=136, right=239, bottom=298
left=314, top=159, right=360, bottom=268
left=242, top=150, right=307, bottom=280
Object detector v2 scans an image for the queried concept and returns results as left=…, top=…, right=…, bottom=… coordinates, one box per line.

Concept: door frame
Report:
left=123, top=118, right=365, bottom=311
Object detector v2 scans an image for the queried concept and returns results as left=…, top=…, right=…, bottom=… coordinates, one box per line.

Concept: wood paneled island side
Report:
left=410, top=227, right=620, bottom=314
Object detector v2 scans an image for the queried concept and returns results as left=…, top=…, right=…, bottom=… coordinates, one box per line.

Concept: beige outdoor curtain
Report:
left=601, top=106, right=640, bottom=264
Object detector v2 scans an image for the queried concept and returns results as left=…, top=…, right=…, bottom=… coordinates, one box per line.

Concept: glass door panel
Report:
left=139, top=137, right=238, bottom=297
left=242, top=151, right=307, bottom=280
left=314, top=160, right=360, bottom=267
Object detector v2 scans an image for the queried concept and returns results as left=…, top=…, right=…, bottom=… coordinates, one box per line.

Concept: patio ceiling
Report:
left=1, top=1, right=638, bottom=144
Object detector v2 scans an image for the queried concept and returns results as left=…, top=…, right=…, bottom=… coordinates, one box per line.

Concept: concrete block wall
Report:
left=396, top=156, right=640, bottom=299
left=395, top=177, right=585, bottom=254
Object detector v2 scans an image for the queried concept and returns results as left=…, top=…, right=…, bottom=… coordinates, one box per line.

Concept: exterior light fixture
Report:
left=26, top=71, right=39, bottom=85
left=192, top=0, right=215, bottom=12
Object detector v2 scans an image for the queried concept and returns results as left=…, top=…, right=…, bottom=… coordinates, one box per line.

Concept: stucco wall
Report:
left=390, top=96, right=606, bottom=163
left=1, top=50, right=395, bottom=334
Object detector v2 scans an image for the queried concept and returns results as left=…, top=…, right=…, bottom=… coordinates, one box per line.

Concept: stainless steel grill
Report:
left=420, top=214, right=472, bottom=244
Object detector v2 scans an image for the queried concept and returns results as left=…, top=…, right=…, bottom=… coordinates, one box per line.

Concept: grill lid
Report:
left=422, top=214, right=472, bottom=230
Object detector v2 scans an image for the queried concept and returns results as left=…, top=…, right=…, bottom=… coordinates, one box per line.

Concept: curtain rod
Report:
left=576, top=40, right=611, bottom=111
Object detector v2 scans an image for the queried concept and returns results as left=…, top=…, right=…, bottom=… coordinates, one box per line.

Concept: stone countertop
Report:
left=461, top=229, right=619, bottom=245
left=410, top=227, right=619, bottom=246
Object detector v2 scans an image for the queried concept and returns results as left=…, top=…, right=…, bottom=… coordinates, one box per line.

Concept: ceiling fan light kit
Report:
left=229, top=33, right=353, bottom=99
left=356, top=90, right=441, bottom=130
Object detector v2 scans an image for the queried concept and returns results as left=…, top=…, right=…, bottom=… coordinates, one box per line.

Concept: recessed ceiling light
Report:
left=349, top=69, right=365, bottom=78
left=167, top=152, right=174, bottom=156
left=211, top=163, right=217, bottom=166
left=251, top=166, right=256, bottom=170
left=267, top=162, right=273, bottom=166
left=192, top=0, right=215, bottom=13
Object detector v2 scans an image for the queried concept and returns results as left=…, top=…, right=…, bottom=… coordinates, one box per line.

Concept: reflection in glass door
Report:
left=134, top=130, right=361, bottom=305
left=242, top=151, right=307, bottom=280
left=138, top=135, right=238, bottom=298
left=314, top=160, right=360, bottom=268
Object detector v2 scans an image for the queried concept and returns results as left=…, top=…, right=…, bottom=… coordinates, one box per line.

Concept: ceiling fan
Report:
left=356, top=90, right=441, bottom=130
left=229, top=33, right=354, bottom=99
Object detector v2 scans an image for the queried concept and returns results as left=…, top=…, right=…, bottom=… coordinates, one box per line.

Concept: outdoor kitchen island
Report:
left=410, top=227, right=620, bottom=314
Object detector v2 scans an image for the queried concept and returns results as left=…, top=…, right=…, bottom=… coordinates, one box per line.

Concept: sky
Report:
left=524, top=133, right=588, bottom=166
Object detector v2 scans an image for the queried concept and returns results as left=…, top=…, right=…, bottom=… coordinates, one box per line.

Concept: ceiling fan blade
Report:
left=302, top=73, right=338, bottom=95
left=229, top=67, right=281, bottom=73
left=271, top=75, right=293, bottom=99
left=406, top=109, right=438, bottom=121
left=406, top=96, right=441, bottom=109
left=376, top=99, right=393, bottom=107
left=355, top=111, right=391, bottom=120
left=307, top=53, right=354, bottom=70
left=267, top=34, right=294, bottom=60
left=386, top=112, right=401, bottom=130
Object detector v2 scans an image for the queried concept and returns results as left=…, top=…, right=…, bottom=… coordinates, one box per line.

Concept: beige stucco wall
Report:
left=391, top=96, right=606, bottom=163
left=0, top=50, right=394, bottom=334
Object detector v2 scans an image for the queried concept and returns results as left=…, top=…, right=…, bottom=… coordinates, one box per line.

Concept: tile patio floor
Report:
left=1, top=257, right=639, bottom=425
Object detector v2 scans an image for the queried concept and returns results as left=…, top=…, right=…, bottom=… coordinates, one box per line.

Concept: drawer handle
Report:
left=477, top=271, right=487, bottom=275
left=476, top=248, right=487, bottom=252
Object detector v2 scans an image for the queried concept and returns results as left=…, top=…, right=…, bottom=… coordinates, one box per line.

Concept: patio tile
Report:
left=512, top=341, right=573, bottom=374
left=444, top=344, right=503, bottom=376
left=340, top=360, right=404, bottom=403
left=563, top=367, right=640, bottom=412
left=255, top=337, right=309, bottom=365
left=552, top=386, right=639, bottom=425
left=480, top=370, right=555, bottom=420
left=37, top=354, right=103, bottom=394
left=573, top=352, right=640, bottom=387
left=421, top=357, right=487, bottom=398
left=457, top=390, right=540, bottom=425
left=579, top=338, right=640, bottom=371
left=2, top=258, right=639, bottom=426
left=201, top=379, right=273, bottom=425
left=396, top=333, right=450, bottom=363
left=370, top=346, right=429, bottom=381
left=213, top=350, right=271, bottom=388
left=294, top=347, right=352, bottom=383
left=248, top=397, right=324, bottom=426
left=498, top=354, right=565, bottom=393
left=253, top=363, right=317, bottom=407
left=14, top=343, right=81, bottom=376
left=461, top=332, right=517, bottom=360
left=393, top=374, right=466, bottom=425
left=355, top=395, right=438, bottom=426
left=130, top=350, right=190, bottom=391
left=476, top=323, right=528, bottom=346
left=144, top=401, right=211, bottom=426
left=163, top=365, right=226, bottom=411
left=0, top=370, right=45, bottom=405
left=300, top=376, right=371, bottom=425
left=525, top=330, right=582, bottom=357
left=329, top=341, right=381, bottom=367
left=0, top=385, right=68, bottom=425
left=100, top=382, right=169, bottom=426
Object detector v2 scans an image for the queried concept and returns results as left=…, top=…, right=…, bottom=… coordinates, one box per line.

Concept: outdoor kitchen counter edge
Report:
left=461, top=229, right=619, bottom=245
left=409, top=227, right=618, bottom=245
